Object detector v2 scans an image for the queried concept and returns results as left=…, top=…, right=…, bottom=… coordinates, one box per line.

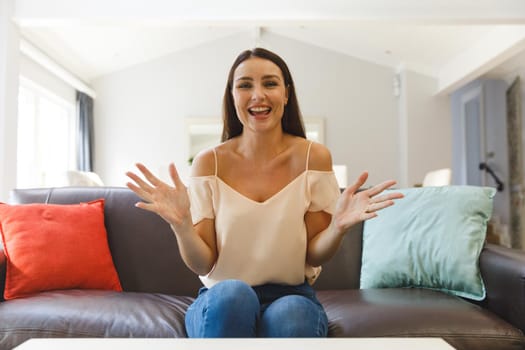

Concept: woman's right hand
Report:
left=127, top=163, right=217, bottom=275
left=126, top=163, right=191, bottom=230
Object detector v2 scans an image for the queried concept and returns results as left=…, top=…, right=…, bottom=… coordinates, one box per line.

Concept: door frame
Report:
left=459, top=85, right=486, bottom=186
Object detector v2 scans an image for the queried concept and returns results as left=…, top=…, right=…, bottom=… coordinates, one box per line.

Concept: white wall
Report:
left=92, top=32, right=249, bottom=186
left=265, top=32, right=400, bottom=187
left=93, top=30, right=451, bottom=189
left=404, top=71, right=452, bottom=186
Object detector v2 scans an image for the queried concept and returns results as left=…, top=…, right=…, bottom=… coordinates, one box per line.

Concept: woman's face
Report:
left=231, top=57, right=288, bottom=135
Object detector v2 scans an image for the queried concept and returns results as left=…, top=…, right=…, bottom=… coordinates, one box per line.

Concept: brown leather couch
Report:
left=0, top=187, right=524, bottom=350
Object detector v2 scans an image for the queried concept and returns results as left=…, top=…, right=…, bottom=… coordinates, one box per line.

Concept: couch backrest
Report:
left=314, top=221, right=363, bottom=291
left=8, top=187, right=363, bottom=296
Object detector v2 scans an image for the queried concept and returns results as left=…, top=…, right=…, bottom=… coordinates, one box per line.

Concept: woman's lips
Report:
left=248, top=106, right=271, bottom=118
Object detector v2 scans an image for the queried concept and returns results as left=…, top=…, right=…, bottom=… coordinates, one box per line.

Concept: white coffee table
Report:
left=15, top=337, right=455, bottom=350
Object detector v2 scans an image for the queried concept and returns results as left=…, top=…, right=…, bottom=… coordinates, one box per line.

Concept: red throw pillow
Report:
left=0, top=199, right=122, bottom=300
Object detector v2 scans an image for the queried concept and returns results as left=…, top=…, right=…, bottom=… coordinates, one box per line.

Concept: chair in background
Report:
left=333, top=165, right=348, bottom=188
left=422, top=168, right=452, bottom=187
left=43, top=170, right=104, bottom=187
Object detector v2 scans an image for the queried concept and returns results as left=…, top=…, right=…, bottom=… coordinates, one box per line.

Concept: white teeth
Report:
left=249, top=107, right=270, bottom=112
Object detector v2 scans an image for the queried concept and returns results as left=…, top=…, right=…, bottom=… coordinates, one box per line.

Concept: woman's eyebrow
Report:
left=235, top=74, right=282, bottom=82
left=262, top=74, right=282, bottom=81
left=235, top=76, right=253, bottom=82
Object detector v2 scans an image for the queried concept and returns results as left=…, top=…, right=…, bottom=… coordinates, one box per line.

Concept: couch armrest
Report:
left=478, top=243, right=525, bottom=333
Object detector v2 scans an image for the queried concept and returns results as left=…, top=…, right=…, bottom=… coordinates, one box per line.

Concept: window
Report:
left=17, top=77, right=76, bottom=188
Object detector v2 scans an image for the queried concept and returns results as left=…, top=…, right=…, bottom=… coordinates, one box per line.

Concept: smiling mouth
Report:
left=248, top=106, right=271, bottom=117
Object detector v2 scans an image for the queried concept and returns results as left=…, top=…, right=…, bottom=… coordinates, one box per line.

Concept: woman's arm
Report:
left=305, top=210, right=341, bottom=267
left=304, top=143, right=340, bottom=266
left=125, top=151, right=218, bottom=275
left=305, top=144, right=403, bottom=267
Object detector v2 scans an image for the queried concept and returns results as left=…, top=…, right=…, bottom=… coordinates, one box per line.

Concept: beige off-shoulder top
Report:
left=188, top=141, right=340, bottom=288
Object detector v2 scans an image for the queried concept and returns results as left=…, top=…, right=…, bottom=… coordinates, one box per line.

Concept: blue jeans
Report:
left=184, top=279, right=328, bottom=337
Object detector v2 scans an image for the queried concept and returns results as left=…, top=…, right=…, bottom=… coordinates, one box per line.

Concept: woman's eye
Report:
left=264, top=81, right=278, bottom=87
left=237, top=82, right=252, bottom=89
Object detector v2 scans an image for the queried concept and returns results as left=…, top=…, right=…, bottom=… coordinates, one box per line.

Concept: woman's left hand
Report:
left=333, top=171, right=404, bottom=234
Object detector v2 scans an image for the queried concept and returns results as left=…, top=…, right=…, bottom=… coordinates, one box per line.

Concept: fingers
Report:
left=126, top=162, right=186, bottom=205
left=366, top=199, right=396, bottom=213
left=370, top=191, right=404, bottom=204
left=345, top=171, right=369, bottom=195
left=125, top=164, right=165, bottom=203
left=126, top=163, right=174, bottom=191
left=357, top=175, right=403, bottom=217
left=363, top=212, right=378, bottom=221
left=346, top=171, right=403, bottom=202
left=367, top=179, right=397, bottom=197
left=133, top=201, right=157, bottom=213
left=169, top=163, right=185, bottom=187
left=135, top=163, right=163, bottom=187
left=126, top=170, right=152, bottom=192
left=366, top=182, right=404, bottom=214
left=125, top=180, right=151, bottom=201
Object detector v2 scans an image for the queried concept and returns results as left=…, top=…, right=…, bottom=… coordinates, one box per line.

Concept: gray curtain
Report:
left=77, top=91, right=94, bottom=172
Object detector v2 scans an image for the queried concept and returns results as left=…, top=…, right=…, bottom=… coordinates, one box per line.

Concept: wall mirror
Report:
left=187, top=117, right=325, bottom=164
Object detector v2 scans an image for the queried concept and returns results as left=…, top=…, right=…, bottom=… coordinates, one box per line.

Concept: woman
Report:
left=126, top=48, right=402, bottom=337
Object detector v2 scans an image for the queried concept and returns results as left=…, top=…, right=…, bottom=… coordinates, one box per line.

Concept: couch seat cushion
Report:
left=0, top=290, right=193, bottom=349
left=318, top=288, right=524, bottom=350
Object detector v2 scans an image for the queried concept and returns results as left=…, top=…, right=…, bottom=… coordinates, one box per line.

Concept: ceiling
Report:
left=20, top=24, right=498, bottom=81
left=12, top=0, right=525, bottom=94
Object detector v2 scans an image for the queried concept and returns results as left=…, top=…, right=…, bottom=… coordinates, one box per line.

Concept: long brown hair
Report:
left=221, top=48, right=306, bottom=142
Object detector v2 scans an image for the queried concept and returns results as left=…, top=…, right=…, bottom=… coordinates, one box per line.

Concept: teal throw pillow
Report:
left=360, top=186, right=495, bottom=301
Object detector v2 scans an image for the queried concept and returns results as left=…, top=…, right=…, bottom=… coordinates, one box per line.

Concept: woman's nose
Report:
left=251, top=85, right=265, bottom=100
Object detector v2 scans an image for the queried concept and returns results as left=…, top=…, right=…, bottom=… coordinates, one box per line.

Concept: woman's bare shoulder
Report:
left=307, top=141, right=333, bottom=171
left=191, top=148, right=216, bottom=177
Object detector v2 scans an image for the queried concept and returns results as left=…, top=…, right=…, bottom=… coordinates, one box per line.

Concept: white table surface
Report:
left=15, top=338, right=456, bottom=350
